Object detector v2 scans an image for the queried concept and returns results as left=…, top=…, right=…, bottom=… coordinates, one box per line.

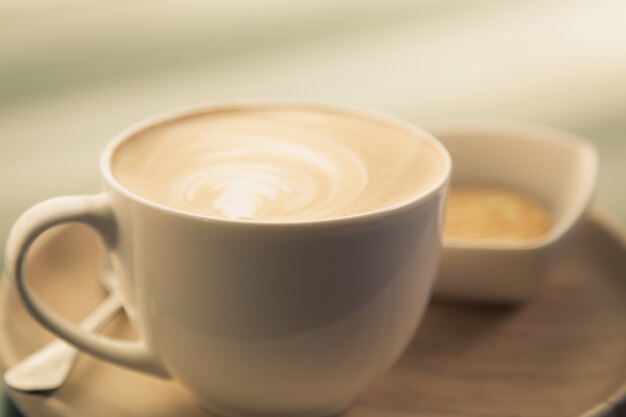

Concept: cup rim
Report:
left=100, top=99, right=451, bottom=226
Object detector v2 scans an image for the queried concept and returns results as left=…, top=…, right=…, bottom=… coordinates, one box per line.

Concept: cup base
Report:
left=200, top=399, right=352, bottom=417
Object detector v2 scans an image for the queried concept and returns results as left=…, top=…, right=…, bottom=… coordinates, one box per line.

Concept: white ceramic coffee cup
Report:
left=4, top=101, right=450, bottom=417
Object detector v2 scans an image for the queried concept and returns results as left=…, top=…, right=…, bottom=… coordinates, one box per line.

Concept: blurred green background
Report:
left=2, top=0, right=626, bottom=243
left=1, top=0, right=625, bottom=415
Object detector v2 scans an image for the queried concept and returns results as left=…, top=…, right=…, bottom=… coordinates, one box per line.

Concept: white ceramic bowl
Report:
left=425, top=119, right=598, bottom=303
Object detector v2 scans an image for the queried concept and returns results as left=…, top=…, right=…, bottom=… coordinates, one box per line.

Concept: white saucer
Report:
left=2, top=218, right=626, bottom=417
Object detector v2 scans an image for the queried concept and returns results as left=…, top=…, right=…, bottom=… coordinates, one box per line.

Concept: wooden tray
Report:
left=1, top=217, right=626, bottom=417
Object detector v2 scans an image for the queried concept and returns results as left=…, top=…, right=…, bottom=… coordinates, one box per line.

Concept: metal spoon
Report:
left=4, top=261, right=123, bottom=394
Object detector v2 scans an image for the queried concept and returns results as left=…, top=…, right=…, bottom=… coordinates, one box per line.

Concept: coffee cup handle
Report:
left=4, top=193, right=169, bottom=378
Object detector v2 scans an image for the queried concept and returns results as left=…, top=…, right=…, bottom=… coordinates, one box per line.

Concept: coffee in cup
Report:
left=111, top=107, right=444, bottom=221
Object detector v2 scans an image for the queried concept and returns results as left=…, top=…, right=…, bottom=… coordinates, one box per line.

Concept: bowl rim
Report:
left=424, top=118, right=599, bottom=251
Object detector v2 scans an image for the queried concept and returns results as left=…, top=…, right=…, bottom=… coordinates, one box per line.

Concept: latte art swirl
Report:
left=112, top=106, right=443, bottom=221
left=166, top=137, right=367, bottom=220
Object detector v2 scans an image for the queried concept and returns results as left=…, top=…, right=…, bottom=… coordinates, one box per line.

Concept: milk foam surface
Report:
left=112, top=106, right=443, bottom=221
